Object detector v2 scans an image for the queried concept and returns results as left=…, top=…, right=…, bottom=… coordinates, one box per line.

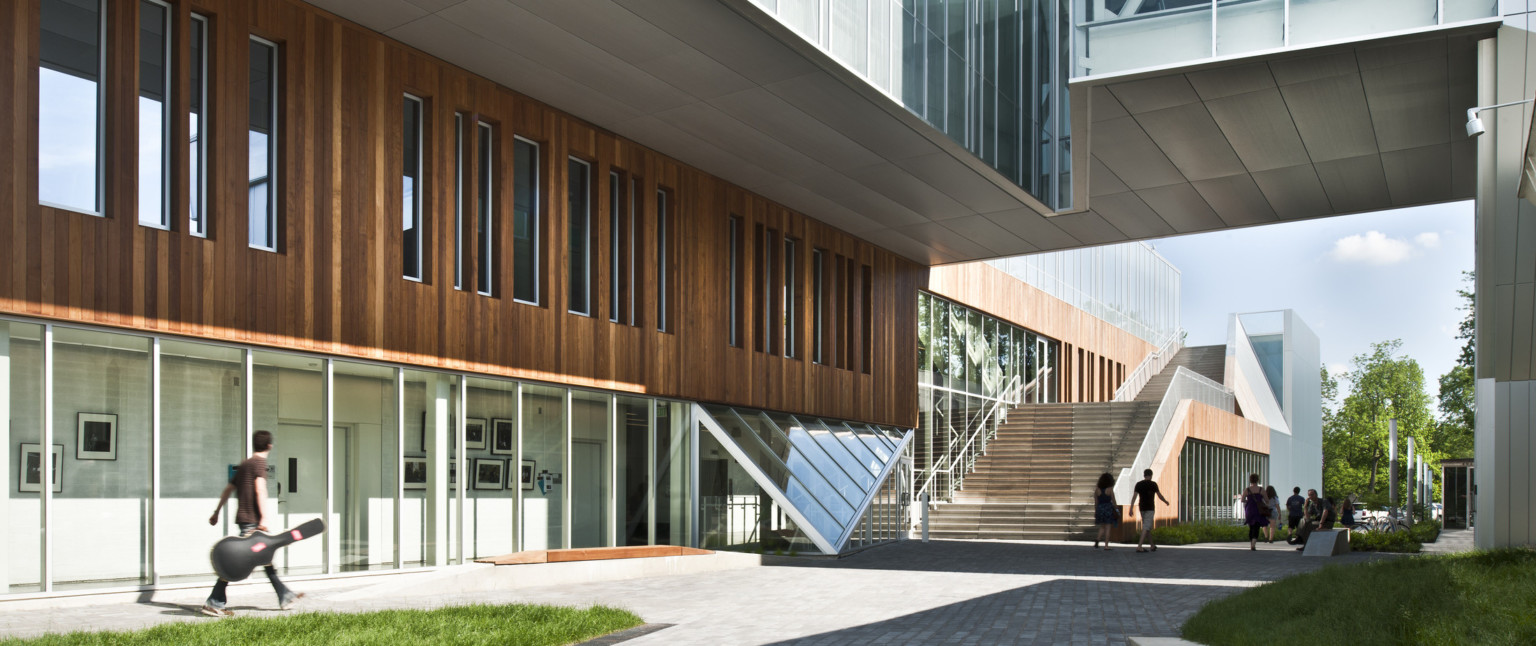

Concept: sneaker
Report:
left=278, top=592, right=305, bottom=611
left=200, top=605, right=233, bottom=618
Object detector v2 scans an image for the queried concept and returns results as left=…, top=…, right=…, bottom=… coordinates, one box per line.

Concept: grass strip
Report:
left=0, top=603, right=643, bottom=646
left=1182, top=549, right=1536, bottom=646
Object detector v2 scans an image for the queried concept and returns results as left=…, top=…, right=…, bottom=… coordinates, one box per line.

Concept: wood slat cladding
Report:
left=926, top=262, right=1154, bottom=403
left=0, top=0, right=921, bottom=428
left=1147, top=400, right=1271, bottom=524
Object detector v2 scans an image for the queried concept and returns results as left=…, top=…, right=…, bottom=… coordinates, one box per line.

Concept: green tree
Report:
left=1434, top=271, right=1475, bottom=459
left=1322, top=340, right=1436, bottom=507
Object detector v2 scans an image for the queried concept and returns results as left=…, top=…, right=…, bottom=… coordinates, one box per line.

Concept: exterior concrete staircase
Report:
left=926, top=345, right=1226, bottom=540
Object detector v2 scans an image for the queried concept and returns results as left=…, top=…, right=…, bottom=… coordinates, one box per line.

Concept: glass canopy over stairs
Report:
left=694, top=404, right=912, bottom=555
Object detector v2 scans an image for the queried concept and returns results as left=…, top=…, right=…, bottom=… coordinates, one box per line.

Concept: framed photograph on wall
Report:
left=76, top=412, right=118, bottom=460
left=520, top=459, right=535, bottom=491
left=403, top=457, right=428, bottom=490
left=473, top=458, right=504, bottom=490
left=465, top=418, right=488, bottom=451
left=19, top=443, right=63, bottom=493
left=491, top=418, right=515, bottom=455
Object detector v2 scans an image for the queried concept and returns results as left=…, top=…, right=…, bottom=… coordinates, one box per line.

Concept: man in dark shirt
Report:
left=1130, top=469, right=1170, bottom=553
left=1285, top=487, right=1306, bottom=532
left=201, top=430, right=303, bottom=617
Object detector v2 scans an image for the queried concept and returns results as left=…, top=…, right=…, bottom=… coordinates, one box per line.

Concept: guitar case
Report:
left=209, top=518, right=326, bottom=582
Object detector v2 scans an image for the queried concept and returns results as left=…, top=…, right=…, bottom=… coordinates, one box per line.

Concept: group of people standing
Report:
left=1092, top=470, right=1341, bottom=553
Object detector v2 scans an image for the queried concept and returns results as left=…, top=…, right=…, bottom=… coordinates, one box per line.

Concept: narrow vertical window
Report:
left=402, top=95, right=424, bottom=281
left=476, top=122, right=494, bottom=296
left=138, top=1, right=171, bottom=228
left=753, top=223, right=765, bottom=353
left=812, top=248, right=825, bottom=364
left=567, top=158, right=592, bottom=316
left=837, top=255, right=849, bottom=369
left=452, top=113, right=464, bottom=290
left=189, top=14, right=208, bottom=236
left=784, top=237, right=798, bottom=358
left=656, top=189, right=670, bottom=332
left=862, top=263, right=873, bottom=374
left=728, top=216, right=743, bottom=347
left=512, top=137, right=540, bottom=304
left=764, top=228, right=777, bottom=356
left=39, top=0, right=104, bottom=214
left=628, top=178, right=638, bottom=326
left=248, top=37, right=278, bottom=250
left=609, top=171, right=621, bottom=323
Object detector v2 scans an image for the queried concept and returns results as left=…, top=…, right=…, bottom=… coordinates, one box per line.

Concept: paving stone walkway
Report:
left=0, top=539, right=1401, bottom=645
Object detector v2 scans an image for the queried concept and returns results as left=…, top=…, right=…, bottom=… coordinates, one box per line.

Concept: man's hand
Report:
left=208, top=513, right=218, bottom=526
left=256, top=525, right=268, bottom=532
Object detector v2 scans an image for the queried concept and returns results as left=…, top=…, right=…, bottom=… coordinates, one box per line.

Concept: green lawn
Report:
left=0, top=603, right=643, bottom=646
left=1182, top=549, right=1536, bottom=646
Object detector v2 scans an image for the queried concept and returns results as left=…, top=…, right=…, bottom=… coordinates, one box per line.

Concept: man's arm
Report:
left=208, top=483, right=236, bottom=526
left=1158, top=491, right=1170, bottom=505
left=254, top=476, right=270, bottom=531
left=1129, top=491, right=1140, bottom=514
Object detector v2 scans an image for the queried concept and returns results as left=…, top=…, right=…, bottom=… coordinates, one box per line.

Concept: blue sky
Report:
left=1147, top=201, right=1475, bottom=402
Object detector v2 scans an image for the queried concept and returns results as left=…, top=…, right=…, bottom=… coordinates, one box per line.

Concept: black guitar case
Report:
left=209, top=519, right=326, bottom=582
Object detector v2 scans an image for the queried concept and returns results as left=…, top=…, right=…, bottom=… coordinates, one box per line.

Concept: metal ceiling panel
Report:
left=896, top=222, right=996, bottom=260
left=634, top=47, right=759, bottom=102
left=405, top=0, right=467, bottom=11
left=1204, top=87, right=1313, bottom=172
left=1186, top=62, right=1277, bottom=101
left=1135, top=102, right=1248, bottom=181
left=1451, top=138, right=1477, bottom=198
left=859, top=228, right=951, bottom=265
left=1355, top=36, right=1446, bottom=71
left=942, top=215, right=1037, bottom=256
left=1267, top=50, right=1359, bottom=86
left=1361, top=56, right=1450, bottom=152
left=892, top=153, right=1024, bottom=215
left=614, top=115, right=781, bottom=191
left=982, top=209, right=1083, bottom=250
left=1280, top=73, right=1379, bottom=163
left=1092, top=85, right=1129, bottom=122
left=513, top=0, right=685, bottom=64
left=1089, top=191, right=1178, bottom=239
left=765, top=73, right=939, bottom=162
left=1190, top=174, right=1280, bottom=226
left=1091, top=117, right=1187, bottom=190
left=1381, top=144, right=1453, bottom=207
left=1107, top=75, right=1202, bottom=114
left=1090, top=157, right=1130, bottom=197
left=1314, top=154, right=1392, bottom=215
left=618, top=0, right=821, bottom=86
left=654, top=103, right=829, bottom=185
left=793, top=171, right=932, bottom=230
left=1251, top=164, right=1333, bottom=219
left=1137, top=183, right=1228, bottom=233
left=1050, top=211, right=1131, bottom=245
left=709, top=87, right=887, bottom=171
left=757, top=182, right=888, bottom=235
left=842, top=163, right=969, bottom=219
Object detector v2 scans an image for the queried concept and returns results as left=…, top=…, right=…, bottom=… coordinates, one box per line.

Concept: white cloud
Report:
left=1415, top=232, right=1441, bottom=249
left=1327, top=363, right=1349, bottom=377
left=1329, top=231, right=1415, bottom=265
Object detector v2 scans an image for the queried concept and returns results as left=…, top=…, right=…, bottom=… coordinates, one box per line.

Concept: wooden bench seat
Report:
left=474, top=545, right=714, bottom=566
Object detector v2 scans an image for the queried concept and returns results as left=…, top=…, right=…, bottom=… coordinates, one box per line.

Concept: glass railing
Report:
left=1075, top=0, right=1498, bottom=78
left=1114, top=366, right=1235, bottom=500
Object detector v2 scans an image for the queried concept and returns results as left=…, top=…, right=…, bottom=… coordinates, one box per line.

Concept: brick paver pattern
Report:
left=0, top=538, right=1420, bottom=645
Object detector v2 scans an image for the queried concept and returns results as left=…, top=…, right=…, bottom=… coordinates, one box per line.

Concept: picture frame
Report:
left=465, top=418, right=488, bottom=451
left=403, top=457, right=428, bottom=490
left=491, top=418, right=516, bottom=455
left=76, top=412, right=118, bottom=460
left=473, top=458, right=504, bottom=490
left=19, top=443, right=63, bottom=493
left=520, top=459, right=536, bottom=491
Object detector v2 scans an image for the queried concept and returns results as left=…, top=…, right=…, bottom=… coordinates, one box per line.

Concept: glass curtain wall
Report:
left=2, top=322, right=45, bottom=594
left=331, top=361, right=398, bottom=572
left=520, top=384, right=566, bottom=550
left=987, top=241, right=1181, bottom=346
left=251, top=351, right=325, bottom=576
left=747, top=0, right=1072, bottom=208
left=916, top=291, right=1058, bottom=500
left=464, top=377, right=516, bottom=560
left=1177, top=438, right=1269, bottom=524
left=570, top=391, right=612, bottom=548
left=158, top=340, right=244, bottom=583
left=655, top=401, right=691, bottom=546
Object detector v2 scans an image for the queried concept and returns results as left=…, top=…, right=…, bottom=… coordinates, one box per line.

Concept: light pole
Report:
left=1389, top=417, right=1398, bottom=524
left=1407, top=436, right=1415, bottom=527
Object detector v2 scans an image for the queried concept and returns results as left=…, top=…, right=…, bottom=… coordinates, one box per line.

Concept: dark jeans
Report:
left=207, top=523, right=294, bottom=609
left=1288, top=515, right=1301, bottom=531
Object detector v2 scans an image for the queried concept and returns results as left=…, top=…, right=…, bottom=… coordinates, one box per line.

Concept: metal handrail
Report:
left=915, top=374, right=1022, bottom=505
left=1113, top=328, right=1184, bottom=402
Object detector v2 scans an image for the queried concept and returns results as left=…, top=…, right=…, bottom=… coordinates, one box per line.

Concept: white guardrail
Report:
left=1115, top=366, right=1234, bottom=501
left=1112, top=329, right=1183, bottom=402
left=914, top=375, right=1024, bottom=506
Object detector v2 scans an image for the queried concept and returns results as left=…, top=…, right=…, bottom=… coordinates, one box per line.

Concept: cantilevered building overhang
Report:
left=306, top=0, right=1500, bottom=264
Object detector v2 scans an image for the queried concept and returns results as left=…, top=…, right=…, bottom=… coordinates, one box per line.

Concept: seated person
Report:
left=1318, top=497, right=1336, bottom=530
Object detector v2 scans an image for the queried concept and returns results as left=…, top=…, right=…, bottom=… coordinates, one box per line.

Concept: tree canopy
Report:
left=1322, top=340, right=1435, bottom=507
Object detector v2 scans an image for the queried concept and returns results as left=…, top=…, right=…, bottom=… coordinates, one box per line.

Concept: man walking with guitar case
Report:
left=201, top=430, right=304, bottom=617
